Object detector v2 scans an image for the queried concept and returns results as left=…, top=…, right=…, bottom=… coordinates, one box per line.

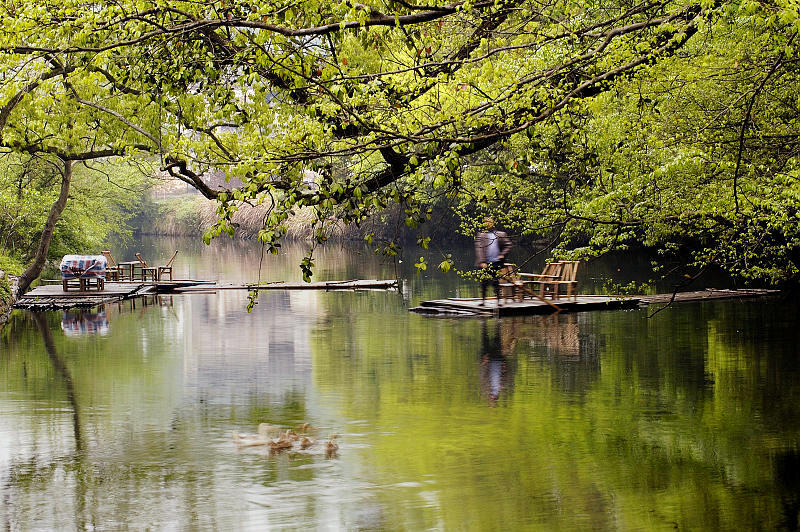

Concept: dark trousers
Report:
left=481, top=261, right=504, bottom=300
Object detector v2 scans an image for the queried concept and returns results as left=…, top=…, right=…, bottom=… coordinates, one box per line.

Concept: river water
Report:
left=2, top=237, right=799, bottom=530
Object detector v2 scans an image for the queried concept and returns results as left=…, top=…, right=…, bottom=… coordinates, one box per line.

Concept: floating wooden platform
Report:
left=638, top=288, right=779, bottom=305
left=411, top=288, right=780, bottom=317
left=14, top=282, right=150, bottom=310
left=252, top=279, right=397, bottom=290
left=411, top=295, right=639, bottom=316
left=173, top=279, right=398, bottom=293
left=14, top=279, right=398, bottom=310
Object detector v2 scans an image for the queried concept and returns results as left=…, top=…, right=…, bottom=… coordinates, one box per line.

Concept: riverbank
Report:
left=137, top=195, right=383, bottom=240
left=135, top=194, right=463, bottom=245
left=0, top=269, right=18, bottom=330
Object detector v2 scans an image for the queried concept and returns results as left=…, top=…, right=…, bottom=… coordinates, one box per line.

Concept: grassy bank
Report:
left=0, top=254, right=23, bottom=328
left=137, top=194, right=443, bottom=243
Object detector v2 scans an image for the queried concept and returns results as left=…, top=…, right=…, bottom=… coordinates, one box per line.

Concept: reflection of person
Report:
left=474, top=216, right=512, bottom=306
left=479, top=320, right=511, bottom=405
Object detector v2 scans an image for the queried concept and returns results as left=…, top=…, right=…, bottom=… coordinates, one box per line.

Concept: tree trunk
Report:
left=15, top=159, right=72, bottom=297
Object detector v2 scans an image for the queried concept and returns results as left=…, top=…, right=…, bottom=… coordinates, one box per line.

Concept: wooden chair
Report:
left=498, top=264, right=523, bottom=302
left=135, top=253, right=159, bottom=281
left=101, top=250, right=124, bottom=281
left=523, top=261, right=580, bottom=300
left=550, top=260, right=580, bottom=300
left=157, top=250, right=179, bottom=281
left=519, top=262, right=564, bottom=299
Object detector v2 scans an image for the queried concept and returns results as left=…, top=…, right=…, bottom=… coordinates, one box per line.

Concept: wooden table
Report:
left=60, top=255, right=107, bottom=291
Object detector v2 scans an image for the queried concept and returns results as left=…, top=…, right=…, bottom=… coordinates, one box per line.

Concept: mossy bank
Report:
left=0, top=269, right=18, bottom=330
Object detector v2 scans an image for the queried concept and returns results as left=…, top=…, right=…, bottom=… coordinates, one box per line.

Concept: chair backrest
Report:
left=541, top=262, right=563, bottom=278
left=101, top=250, right=118, bottom=268
left=164, top=250, right=179, bottom=268
left=499, top=263, right=519, bottom=281
left=135, top=253, right=149, bottom=268
left=559, top=261, right=580, bottom=282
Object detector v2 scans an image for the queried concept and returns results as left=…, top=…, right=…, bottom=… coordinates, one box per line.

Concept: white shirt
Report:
left=486, top=231, right=501, bottom=262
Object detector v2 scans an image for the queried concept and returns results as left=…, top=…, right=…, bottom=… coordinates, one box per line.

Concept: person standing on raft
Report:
left=474, top=216, right=513, bottom=306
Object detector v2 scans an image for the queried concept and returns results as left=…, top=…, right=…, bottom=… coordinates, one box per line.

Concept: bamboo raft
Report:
left=173, top=279, right=398, bottom=293
left=638, top=288, right=779, bottom=305
left=410, top=288, right=780, bottom=317
left=14, top=281, right=774, bottom=313
left=14, top=282, right=151, bottom=311
left=14, top=279, right=399, bottom=310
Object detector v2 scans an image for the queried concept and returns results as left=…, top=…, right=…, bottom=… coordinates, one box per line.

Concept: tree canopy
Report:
left=1, top=0, right=798, bottom=284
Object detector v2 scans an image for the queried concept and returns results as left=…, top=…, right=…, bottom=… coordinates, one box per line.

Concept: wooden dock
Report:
left=15, top=280, right=774, bottom=313
left=638, top=288, right=779, bottom=305
left=411, top=295, right=639, bottom=316
left=172, top=279, right=398, bottom=293
left=14, top=282, right=151, bottom=310
left=14, top=279, right=399, bottom=310
left=410, top=288, right=780, bottom=317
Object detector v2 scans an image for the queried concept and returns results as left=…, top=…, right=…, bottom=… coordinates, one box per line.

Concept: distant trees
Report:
left=0, top=154, right=149, bottom=296
left=1, top=0, right=798, bottom=285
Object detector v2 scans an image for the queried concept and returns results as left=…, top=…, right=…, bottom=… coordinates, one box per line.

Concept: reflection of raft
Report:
left=61, top=310, right=110, bottom=336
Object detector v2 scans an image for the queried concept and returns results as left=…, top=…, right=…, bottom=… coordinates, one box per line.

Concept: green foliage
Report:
left=0, top=154, right=150, bottom=267
left=449, top=3, right=800, bottom=285
left=0, top=0, right=798, bottom=284
left=414, top=256, right=427, bottom=273
left=0, top=253, right=24, bottom=277
left=601, top=280, right=653, bottom=296
left=0, top=271, right=12, bottom=304
left=246, top=289, right=259, bottom=313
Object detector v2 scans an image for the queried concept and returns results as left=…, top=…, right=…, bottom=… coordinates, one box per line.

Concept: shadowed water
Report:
left=1, top=237, right=799, bottom=530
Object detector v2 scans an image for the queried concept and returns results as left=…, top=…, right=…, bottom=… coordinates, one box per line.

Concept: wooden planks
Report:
left=411, top=295, right=640, bottom=316
left=249, top=279, right=398, bottom=290
left=411, top=289, right=780, bottom=317
left=13, top=279, right=398, bottom=310
left=638, top=288, right=779, bottom=305
left=14, top=295, right=123, bottom=311
left=14, top=282, right=148, bottom=310
left=21, top=282, right=145, bottom=298
left=172, top=279, right=398, bottom=293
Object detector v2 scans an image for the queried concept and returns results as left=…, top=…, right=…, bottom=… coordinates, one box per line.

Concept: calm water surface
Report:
left=2, top=237, right=799, bottom=530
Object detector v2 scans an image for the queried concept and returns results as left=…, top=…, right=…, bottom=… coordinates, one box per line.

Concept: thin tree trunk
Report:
left=16, top=158, right=72, bottom=297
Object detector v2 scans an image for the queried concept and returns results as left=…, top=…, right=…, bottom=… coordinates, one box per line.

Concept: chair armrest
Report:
left=519, top=273, right=560, bottom=280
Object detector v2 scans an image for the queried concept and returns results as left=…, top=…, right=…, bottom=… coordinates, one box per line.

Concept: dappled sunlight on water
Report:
left=2, top=238, right=799, bottom=529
